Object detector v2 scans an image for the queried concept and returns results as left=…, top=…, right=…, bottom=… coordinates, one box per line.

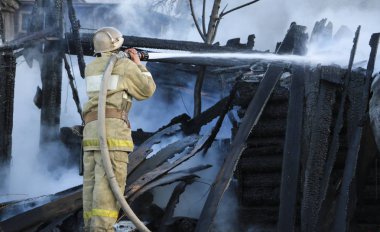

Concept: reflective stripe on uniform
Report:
left=92, top=208, right=119, bottom=218
left=83, top=210, right=92, bottom=220
left=86, top=74, right=120, bottom=93
left=83, top=138, right=134, bottom=149
left=83, top=209, right=119, bottom=219
left=141, top=71, right=152, bottom=77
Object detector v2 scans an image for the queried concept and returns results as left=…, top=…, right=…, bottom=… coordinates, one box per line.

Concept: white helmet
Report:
left=93, top=27, right=124, bottom=53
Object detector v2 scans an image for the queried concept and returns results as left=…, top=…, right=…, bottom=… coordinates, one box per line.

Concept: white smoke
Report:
left=0, top=58, right=83, bottom=204
left=216, top=0, right=380, bottom=71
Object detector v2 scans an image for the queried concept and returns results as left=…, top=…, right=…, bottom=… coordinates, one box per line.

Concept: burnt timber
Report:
left=0, top=50, right=16, bottom=164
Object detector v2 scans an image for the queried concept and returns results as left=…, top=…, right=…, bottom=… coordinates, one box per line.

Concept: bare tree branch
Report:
left=202, top=0, right=207, bottom=35
left=206, top=0, right=221, bottom=44
left=220, top=0, right=261, bottom=17
left=221, top=3, right=228, bottom=13
left=210, top=4, right=227, bottom=43
left=189, top=0, right=206, bottom=42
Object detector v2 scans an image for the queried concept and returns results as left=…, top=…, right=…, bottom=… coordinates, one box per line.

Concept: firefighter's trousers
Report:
left=83, top=150, right=128, bottom=232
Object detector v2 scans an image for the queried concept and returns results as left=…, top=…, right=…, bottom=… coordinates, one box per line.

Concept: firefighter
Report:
left=82, top=26, right=156, bottom=231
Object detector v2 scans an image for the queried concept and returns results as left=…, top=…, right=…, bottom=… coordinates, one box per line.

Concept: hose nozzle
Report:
left=121, top=47, right=150, bottom=61
left=136, top=50, right=149, bottom=61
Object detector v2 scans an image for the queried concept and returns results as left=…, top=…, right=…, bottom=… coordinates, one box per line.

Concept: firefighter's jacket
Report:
left=82, top=52, right=156, bottom=152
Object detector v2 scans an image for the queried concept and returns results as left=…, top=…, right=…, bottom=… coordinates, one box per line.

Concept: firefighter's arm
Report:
left=122, top=60, right=156, bottom=100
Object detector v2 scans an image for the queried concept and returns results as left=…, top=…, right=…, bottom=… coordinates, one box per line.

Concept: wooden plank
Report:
left=125, top=130, right=213, bottom=199
left=128, top=124, right=182, bottom=175
left=127, top=135, right=199, bottom=185
left=65, top=32, right=253, bottom=57
left=316, top=26, right=361, bottom=228
left=332, top=32, right=380, bottom=232
left=0, top=29, right=55, bottom=52
left=277, top=65, right=306, bottom=231
left=194, top=64, right=284, bottom=232
left=201, top=85, right=238, bottom=152
left=301, top=67, right=338, bottom=232
left=0, top=189, right=82, bottom=232
left=127, top=165, right=211, bottom=202
left=0, top=51, right=16, bottom=165
left=159, top=181, right=189, bottom=232
left=183, top=97, right=229, bottom=134
left=39, top=0, right=63, bottom=144
left=66, top=0, right=85, bottom=78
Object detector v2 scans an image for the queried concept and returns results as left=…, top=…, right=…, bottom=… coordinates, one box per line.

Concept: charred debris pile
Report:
left=0, top=1, right=380, bottom=231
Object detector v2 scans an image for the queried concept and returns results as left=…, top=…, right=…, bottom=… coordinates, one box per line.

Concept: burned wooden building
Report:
left=0, top=0, right=380, bottom=231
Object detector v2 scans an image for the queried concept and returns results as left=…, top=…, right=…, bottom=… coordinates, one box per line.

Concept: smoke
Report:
left=108, top=0, right=379, bottom=71
left=113, top=0, right=193, bottom=40
left=0, top=57, right=83, bottom=204
left=216, top=0, right=380, bottom=71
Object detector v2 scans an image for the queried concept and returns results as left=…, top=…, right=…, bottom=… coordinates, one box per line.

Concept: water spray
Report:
left=124, top=49, right=363, bottom=67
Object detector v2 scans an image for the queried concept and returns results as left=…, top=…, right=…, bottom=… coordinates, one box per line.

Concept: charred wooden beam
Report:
left=65, top=32, right=253, bottom=57
left=0, top=188, right=82, bottom=232
left=310, top=18, right=333, bottom=45
left=39, top=0, right=63, bottom=145
left=355, top=123, right=380, bottom=204
left=301, top=66, right=339, bottom=232
left=159, top=181, right=190, bottom=232
left=195, top=23, right=308, bottom=232
left=276, top=22, right=308, bottom=55
left=66, top=0, right=85, bottom=78
left=65, top=32, right=269, bottom=66
left=332, top=32, right=380, bottom=232
left=127, top=165, right=211, bottom=202
left=277, top=65, right=306, bottom=231
left=125, top=131, right=213, bottom=200
left=0, top=28, right=56, bottom=52
left=316, top=26, right=360, bottom=229
left=128, top=124, right=182, bottom=176
left=0, top=50, right=16, bottom=165
left=63, top=55, right=83, bottom=123
left=195, top=64, right=285, bottom=231
left=127, top=135, right=199, bottom=185
left=183, top=97, right=229, bottom=135
left=0, top=11, right=4, bottom=43
left=155, top=114, right=191, bottom=133
left=201, top=84, right=238, bottom=152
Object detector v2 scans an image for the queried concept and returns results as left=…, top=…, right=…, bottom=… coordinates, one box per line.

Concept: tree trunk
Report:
left=193, top=66, right=206, bottom=117
left=193, top=0, right=221, bottom=118
left=206, top=0, right=221, bottom=44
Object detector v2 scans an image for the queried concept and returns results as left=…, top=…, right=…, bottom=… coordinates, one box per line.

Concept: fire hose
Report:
left=98, top=51, right=151, bottom=232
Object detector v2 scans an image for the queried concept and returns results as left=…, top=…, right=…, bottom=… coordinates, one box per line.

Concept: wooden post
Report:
left=277, top=65, right=306, bottom=231
left=301, top=66, right=340, bottom=232
left=39, top=0, right=63, bottom=145
left=0, top=50, right=16, bottom=165
left=332, top=33, right=380, bottom=232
